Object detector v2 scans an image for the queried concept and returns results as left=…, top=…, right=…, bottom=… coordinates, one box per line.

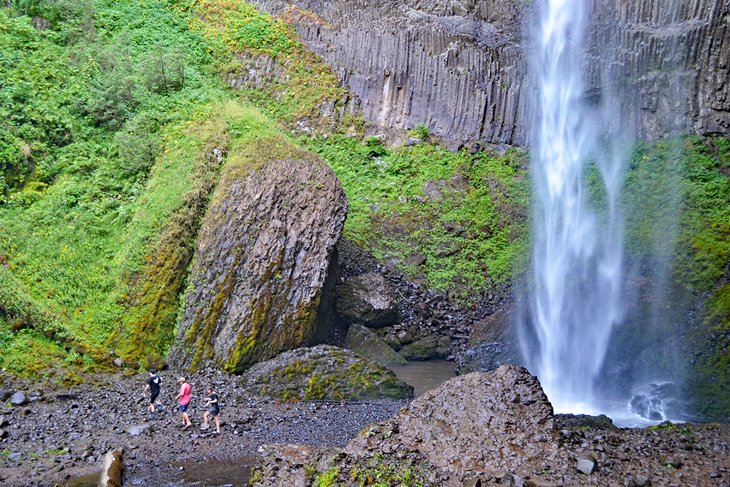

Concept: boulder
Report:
left=399, top=335, right=448, bottom=361
left=251, top=365, right=555, bottom=485
left=345, top=324, right=407, bottom=366
left=243, top=345, right=413, bottom=401
left=336, top=272, right=399, bottom=328
left=458, top=304, right=522, bottom=374
left=9, top=392, right=26, bottom=407
left=168, top=147, right=347, bottom=373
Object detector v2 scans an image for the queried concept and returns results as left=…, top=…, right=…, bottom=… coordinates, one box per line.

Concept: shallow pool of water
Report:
left=390, top=360, right=457, bottom=397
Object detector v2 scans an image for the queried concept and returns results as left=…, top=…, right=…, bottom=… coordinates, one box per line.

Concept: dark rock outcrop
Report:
left=457, top=303, right=522, bottom=374
left=168, top=147, right=347, bottom=373
left=251, top=0, right=729, bottom=145
left=243, top=345, right=413, bottom=400
left=335, top=271, right=399, bottom=328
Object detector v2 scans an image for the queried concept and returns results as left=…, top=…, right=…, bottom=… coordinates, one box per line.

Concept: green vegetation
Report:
left=311, top=452, right=429, bottom=487
left=306, top=135, right=529, bottom=301
left=0, top=0, right=335, bottom=375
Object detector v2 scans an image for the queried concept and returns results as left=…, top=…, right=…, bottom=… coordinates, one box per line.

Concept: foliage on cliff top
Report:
left=306, top=135, right=529, bottom=302
left=176, top=0, right=344, bottom=125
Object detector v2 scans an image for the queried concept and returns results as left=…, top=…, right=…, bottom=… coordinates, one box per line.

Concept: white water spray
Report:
left=524, top=0, right=626, bottom=413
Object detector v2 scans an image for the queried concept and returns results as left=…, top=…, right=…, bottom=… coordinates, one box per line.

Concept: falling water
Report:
left=522, top=0, right=626, bottom=413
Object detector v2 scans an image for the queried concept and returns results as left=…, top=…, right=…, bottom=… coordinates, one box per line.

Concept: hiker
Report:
left=144, top=369, right=162, bottom=414
left=201, top=386, right=221, bottom=433
left=175, top=377, right=193, bottom=428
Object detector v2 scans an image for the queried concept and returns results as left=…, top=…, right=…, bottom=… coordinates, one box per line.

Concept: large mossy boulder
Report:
left=244, top=345, right=413, bottom=401
left=345, top=324, right=407, bottom=366
left=168, top=141, right=347, bottom=374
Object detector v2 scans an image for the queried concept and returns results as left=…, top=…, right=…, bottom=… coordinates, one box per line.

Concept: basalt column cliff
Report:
left=252, top=0, right=728, bottom=144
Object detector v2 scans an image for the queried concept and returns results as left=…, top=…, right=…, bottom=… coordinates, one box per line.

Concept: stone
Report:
left=168, top=149, right=347, bottom=373
left=0, top=389, right=9, bottom=401
left=336, top=272, right=399, bottom=328
left=9, top=392, right=27, bottom=407
left=126, top=424, right=151, bottom=436
left=634, top=474, right=651, bottom=486
left=113, top=358, right=124, bottom=367
left=244, top=345, right=413, bottom=401
left=404, top=137, right=423, bottom=146
left=0, top=429, right=7, bottom=439
left=399, top=335, right=443, bottom=361
left=8, top=452, right=21, bottom=463
left=458, top=304, right=522, bottom=374
left=345, top=324, right=407, bottom=366
left=383, top=333, right=401, bottom=351
left=435, top=241, right=461, bottom=258
left=99, top=449, right=123, bottom=487
left=576, top=457, right=596, bottom=475
left=396, top=330, right=413, bottom=345
left=404, top=253, right=427, bottom=266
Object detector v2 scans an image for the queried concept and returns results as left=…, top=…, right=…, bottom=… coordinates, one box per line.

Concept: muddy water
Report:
left=67, top=457, right=253, bottom=487
left=390, top=360, right=457, bottom=396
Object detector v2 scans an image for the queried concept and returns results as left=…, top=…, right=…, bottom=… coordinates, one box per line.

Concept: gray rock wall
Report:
left=252, top=0, right=728, bottom=145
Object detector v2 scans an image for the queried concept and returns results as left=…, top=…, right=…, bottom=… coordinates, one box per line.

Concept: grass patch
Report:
left=306, top=135, right=529, bottom=302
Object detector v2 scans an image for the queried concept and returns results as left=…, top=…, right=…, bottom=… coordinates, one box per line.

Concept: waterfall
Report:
left=521, top=0, right=626, bottom=413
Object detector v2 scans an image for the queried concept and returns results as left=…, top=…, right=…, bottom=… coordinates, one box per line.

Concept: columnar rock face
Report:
left=168, top=153, right=347, bottom=373
left=252, top=0, right=728, bottom=145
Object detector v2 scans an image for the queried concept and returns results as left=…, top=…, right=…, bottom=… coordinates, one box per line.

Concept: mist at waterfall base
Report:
left=516, top=0, right=690, bottom=426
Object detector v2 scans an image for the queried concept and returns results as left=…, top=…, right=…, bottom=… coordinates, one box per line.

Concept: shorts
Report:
left=208, top=407, right=220, bottom=416
left=179, top=403, right=189, bottom=413
left=150, top=392, right=159, bottom=404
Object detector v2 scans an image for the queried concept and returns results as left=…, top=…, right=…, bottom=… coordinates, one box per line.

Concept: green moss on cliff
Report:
left=306, top=135, right=529, bottom=302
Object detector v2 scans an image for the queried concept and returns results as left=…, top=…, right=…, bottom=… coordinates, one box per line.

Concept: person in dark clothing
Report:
left=144, top=370, right=162, bottom=413
left=202, top=387, right=220, bottom=433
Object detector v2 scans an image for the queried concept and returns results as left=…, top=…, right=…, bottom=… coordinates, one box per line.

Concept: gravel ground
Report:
left=0, top=369, right=407, bottom=486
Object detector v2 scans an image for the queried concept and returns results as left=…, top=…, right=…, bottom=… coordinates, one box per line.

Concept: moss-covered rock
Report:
left=399, top=335, right=449, bottom=361
left=345, top=324, right=407, bottom=366
left=167, top=136, right=347, bottom=374
left=244, top=345, right=413, bottom=400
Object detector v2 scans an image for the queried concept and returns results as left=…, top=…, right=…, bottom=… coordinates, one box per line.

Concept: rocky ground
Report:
left=0, top=368, right=407, bottom=486
left=253, top=366, right=730, bottom=487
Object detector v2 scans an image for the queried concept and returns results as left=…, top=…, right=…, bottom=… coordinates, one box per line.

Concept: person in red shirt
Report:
left=175, top=377, right=193, bottom=429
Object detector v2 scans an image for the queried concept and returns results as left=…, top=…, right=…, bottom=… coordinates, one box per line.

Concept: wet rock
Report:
left=382, top=333, right=401, bottom=351
left=345, top=324, right=407, bottom=366
left=555, top=414, right=616, bottom=430
left=576, top=457, right=596, bottom=475
left=99, top=449, right=123, bottom=487
left=168, top=150, right=347, bottom=373
left=10, top=392, right=27, bottom=407
left=458, top=304, right=522, bottom=374
left=244, top=345, right=413, bottom=401
left=399, top=335, right=444, bottom=361
left=336, top=272, right=399, bottom=328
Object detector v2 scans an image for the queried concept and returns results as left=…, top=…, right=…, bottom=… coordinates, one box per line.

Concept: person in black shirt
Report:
left=144, top=370, right=162, bottom=414
left=202, top=387, right=220, bottom=433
